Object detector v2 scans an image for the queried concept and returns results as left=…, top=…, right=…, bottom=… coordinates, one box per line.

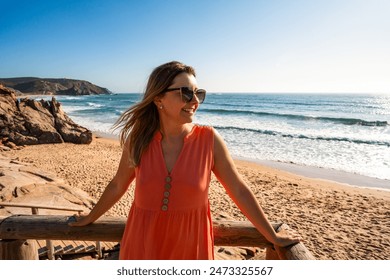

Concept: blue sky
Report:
left=1, top=0, right=389, bottom=94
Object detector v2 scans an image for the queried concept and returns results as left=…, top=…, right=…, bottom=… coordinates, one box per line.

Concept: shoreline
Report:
left=237, top=157, right=390, bottom=191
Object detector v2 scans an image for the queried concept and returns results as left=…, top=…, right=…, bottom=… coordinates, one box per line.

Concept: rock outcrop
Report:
left=0, top=77, right=111, bottom=96
left=0, top=85, right=92, bottom=147
left=0, top=153, right=95, bottom=215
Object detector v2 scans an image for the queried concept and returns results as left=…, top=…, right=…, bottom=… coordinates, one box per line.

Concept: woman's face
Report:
left=157, top=72, right=201, bottom=125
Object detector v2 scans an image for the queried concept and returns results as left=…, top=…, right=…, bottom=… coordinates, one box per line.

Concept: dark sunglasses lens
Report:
left=195, top=89, right=206, bottom=103
left=180, top=88, right=206, bottom=103
left=181, top=88, right=194, bottom=102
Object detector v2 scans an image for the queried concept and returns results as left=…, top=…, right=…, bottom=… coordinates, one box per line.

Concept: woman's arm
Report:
left=212, top=129, right=301, bottom=247
left=69, top=141, right=135, bottom=226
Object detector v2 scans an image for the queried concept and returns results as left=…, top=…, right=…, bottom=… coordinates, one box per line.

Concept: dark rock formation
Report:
left=0, top=77, right=111, bottom=96
left=0, top=85, right=92, bottom=147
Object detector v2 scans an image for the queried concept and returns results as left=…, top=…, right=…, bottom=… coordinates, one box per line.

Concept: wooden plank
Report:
left=0, top=215, right=282, bottom=244
left=62, top=242, right=75, bottom=254
left=36, top=239, right=50, bottom=256
left=101, top=241, right=118, bottom=251
left=35, top=240, right=116, bottom=257
left=73, top=241, right=86, bottom=253
left=0, top=215, right=126, bottom=241
left=38, top=246, right=48, bottom=256
left=36, top=240, right=45, bottom=248
left=213, top=220, right=282, bottom=247
left=84, top=243, right=96, bottom=253
left=0, top=202, right=84, bottom=213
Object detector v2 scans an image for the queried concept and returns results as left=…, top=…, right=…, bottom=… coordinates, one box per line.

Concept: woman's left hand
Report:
left=272, top=228, right=302, bottom=247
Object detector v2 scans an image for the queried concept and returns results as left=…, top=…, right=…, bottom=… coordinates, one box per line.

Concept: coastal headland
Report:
left=0, top=77, right=111, bottom=96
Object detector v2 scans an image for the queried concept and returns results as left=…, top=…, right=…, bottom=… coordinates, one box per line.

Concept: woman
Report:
left=69, top=61, right=301, bottom=259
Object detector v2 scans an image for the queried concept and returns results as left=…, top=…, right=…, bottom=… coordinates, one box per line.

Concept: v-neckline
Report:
left=157, top=125, right=197, bottom=175
left=160, top=141, right=184, bottom=175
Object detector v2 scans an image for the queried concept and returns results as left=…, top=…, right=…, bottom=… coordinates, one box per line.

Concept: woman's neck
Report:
left=159, top=123, right=194, bottom=142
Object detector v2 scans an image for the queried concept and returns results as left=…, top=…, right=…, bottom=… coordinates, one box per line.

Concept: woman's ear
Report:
left=154, top=96, right=163, bottom=109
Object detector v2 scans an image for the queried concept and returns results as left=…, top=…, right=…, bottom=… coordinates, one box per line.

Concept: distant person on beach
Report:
left=69, top=61, right=301, bottom=259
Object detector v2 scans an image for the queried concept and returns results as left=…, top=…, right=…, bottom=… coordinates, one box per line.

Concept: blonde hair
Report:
left=113, top=61, right=196, bottom=166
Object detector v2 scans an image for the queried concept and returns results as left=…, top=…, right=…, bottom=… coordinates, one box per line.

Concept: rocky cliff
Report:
left=0, top=77, right=111, bottom=96
left=0, top=85, right=92, bottom=147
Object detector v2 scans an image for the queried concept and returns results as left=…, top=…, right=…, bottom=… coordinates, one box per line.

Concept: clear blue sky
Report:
left=1, top=0, right=389, bottom=94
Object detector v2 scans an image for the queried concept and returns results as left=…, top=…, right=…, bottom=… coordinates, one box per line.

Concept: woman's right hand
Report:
left=68, top=214, right=93, bottom=227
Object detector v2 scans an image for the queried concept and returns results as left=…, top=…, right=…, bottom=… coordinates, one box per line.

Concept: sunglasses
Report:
left=163, top=87, right=206, bottom=104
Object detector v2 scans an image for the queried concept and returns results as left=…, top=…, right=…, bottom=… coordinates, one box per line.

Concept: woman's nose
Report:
left=191, top=93, right=200, bottom=104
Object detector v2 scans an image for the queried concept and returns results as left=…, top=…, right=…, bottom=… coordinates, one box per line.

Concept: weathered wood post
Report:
left=0, top=212, right=39, bottom=260
left=265, top=223, right=315, bottom=260
left=0, top=239, right=39, bottom=260
left=28, top=206, right=54, bottom=260
left=0, top=215, right=39, bottom=261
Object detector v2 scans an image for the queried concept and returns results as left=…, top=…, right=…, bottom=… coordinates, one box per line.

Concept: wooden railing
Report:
left=0, top=202, right=84, bottom=215
left=0, top=214, right=315, bottom=260
left=0, top=202, right=86, bottom=260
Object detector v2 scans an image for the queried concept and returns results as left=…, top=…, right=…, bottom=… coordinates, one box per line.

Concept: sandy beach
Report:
left=5, top=135, right=390, bottom=260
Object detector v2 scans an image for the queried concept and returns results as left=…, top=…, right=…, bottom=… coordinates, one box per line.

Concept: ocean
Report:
left=34, top=93, right=390, bottom=187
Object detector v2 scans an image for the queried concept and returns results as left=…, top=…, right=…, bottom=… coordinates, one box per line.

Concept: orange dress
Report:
left=119, top=125, right=215, bottom=259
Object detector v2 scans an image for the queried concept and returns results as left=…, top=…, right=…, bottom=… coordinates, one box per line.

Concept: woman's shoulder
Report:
left=183, top=124, right=213, bottom=141
left=193, top=123, right=214, bottom=131
left=192, top=124, right=215, bottom=136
